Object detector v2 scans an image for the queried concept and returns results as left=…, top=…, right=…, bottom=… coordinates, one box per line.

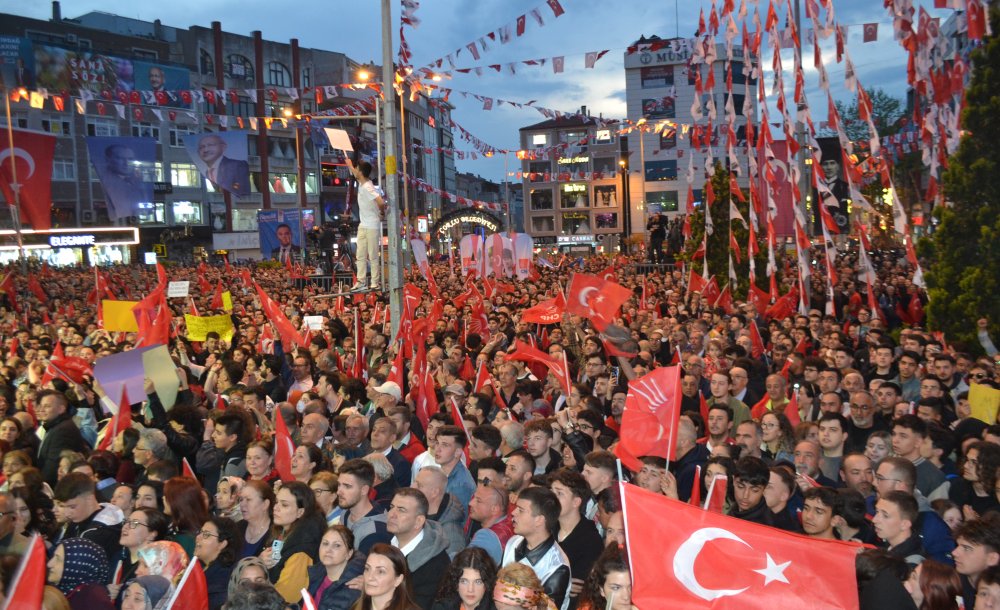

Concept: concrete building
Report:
left=0, top=2, right=455, bottom=263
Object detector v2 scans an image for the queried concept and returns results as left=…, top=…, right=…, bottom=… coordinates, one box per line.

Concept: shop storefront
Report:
left=0, top=227, right=139, bottom=266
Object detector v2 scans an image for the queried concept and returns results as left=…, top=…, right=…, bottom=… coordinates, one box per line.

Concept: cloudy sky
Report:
left=3, top=0, right=957, bottom=182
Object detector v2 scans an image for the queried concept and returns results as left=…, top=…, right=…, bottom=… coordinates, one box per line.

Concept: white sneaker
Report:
left=349, top=282, right=366, bottom=291
left=369, top=283, right=381, bottom=291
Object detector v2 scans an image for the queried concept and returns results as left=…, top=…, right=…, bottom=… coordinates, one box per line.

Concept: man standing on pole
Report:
left=347, top=158, right=386, bottom=292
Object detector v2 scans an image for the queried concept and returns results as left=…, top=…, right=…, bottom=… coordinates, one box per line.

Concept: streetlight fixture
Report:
left=3, top=87, right=29, bottom=277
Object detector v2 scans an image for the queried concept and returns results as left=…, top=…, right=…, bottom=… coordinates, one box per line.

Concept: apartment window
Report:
left=225, top=54, right=255, bottom=82
left=595, top=213, right=618, bottom=229
left=131, top=122, right=160, bottom=140
left=136, top=201, right=165, bottom=225
left=529, top=189, right=553, bottom=211
left=86, top=118, right=118, bottom=137
left=232, top=208, right=259, bottom=232
left=266, top=61, right=291, bottom=87
left=172, top=201, right=203, bottom=225
left=41, top=118, right=71, bottom=135
left=527, top=161, right=549, bottom=180
left=531, top=134, right=547, bottom=147
left=169, top=127, right=197, bottom=148
left=560, top=183, right=589, bottom=208
left=52, top=159, right=76, bottom=181
left=648, top=190, right=680, bottom=213
left=530, top=216, right=555, bottom=233
left=234, top=96, right=255, bottom=119
left=301, top=67, right=312, bottom=88
left=170, top=163, right=201, bottom=188
left=645, top=160, right=678, bottom=181
left=200, top=49, right=215, bottom=76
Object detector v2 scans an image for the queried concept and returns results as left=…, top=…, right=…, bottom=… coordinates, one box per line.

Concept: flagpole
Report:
left=3, top=88, right=29, bottom=282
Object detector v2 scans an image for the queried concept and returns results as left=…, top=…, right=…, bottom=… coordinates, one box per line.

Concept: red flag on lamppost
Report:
left=621, top=483, right=861, bottom=609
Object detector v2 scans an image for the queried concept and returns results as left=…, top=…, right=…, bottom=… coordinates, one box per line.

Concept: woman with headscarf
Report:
left=120, top=575, right=173, bottom=610
left=47, top=537, right=115, bottom=610
left=136, top=540, right=189, bottom=586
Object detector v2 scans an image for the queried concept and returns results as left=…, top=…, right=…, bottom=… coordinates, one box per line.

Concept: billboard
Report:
left=642, top=96, right=676, bottom=119
left=184, top=131, right=251, bottom=197
left=85, top=136, right=157, bottom=221
left=258, top=209, right=315, bottom=261
left=0, top=36, right=34, bottom=89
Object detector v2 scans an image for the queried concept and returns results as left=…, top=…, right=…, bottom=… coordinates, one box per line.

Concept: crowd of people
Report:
left=0, top=240, right=996, bottom=610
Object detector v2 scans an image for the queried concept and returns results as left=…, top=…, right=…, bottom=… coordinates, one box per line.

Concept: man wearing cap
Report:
left=371, top=380, right=402, bottom=422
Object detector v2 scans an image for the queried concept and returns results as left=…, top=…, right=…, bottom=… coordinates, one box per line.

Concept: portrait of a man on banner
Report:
left=184, top=131, right=251, bottom=197
left=85, top=136, right=156, bottom=221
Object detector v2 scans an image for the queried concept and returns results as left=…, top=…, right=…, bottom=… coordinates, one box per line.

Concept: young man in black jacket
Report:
left=54, top=472, right=124, bottom=561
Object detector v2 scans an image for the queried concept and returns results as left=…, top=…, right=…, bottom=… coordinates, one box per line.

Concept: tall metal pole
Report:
left=793, top=0, right=811, bottom=237
left=381, top=0, right=403, bottom=338
left=4, top=91, right=28, bottom=279
left=503, top=152, right=511, bottom=232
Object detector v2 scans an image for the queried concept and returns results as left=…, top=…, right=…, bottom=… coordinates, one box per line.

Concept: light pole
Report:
left=3, top=88, right=29, bottom=278
left=635, top=119, right=647, bottom=235
left=380, top=0, right=403, bottom=337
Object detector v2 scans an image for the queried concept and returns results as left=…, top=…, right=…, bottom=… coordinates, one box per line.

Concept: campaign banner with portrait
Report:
left=0, top=36, right=34, bottom=89
left=85, top=136, right=156, bottom=221
left=258, top=209, right=315, bottom=261
left=641, top=95, right=676, bottom=119
left=512, top=233, right=534, bottom=281
left=183, top=131, right=251, bottom=197
left=133, top=61, right=191, bottom=107
left=813, top=137, right=851, bottom=234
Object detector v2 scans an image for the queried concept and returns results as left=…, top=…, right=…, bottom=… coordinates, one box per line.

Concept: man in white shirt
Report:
left=346, top=158, right=386, bottom=291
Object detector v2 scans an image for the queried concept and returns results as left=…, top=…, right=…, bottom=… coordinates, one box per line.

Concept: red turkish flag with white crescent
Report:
left=0, top=128, right=56, bottom=230
left=622, top=483, right=860, bottom=609
left=565, top=273, right=633, bottom=331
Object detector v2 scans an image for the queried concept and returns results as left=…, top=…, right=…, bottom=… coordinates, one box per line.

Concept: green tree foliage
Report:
left=679, top=163, right=770, bottom=300
left=829, top=89, right=905, bottom=144
left=924, top=7, right=1000, bottom=348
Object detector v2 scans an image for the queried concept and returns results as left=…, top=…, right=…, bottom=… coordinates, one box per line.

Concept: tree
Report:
left=828, top=89, right=905, bottom=144
left=679, top=163, right=770, bottom=300
left=923, top=7, right=1000, bottom=349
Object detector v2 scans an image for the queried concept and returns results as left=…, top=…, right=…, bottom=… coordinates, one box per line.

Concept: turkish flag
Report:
left=164, top=556, right=209, bottom=610
left=520, top=292, right=566, bottom=325
left=565, top=273, right=633, bottom=331
left=505, top=340, right=572, bottom=394
left=907, top=294, right=925, bottom=325
left=182, top=457, right=197, bottom=481
left=614, top=365, right=682, bottom=471
left=273, top=405, right=296, bottom=483
left=97, top=386, right=132, bottom=451
left=713, top=284, right=733, bottom=315
left=748, top=320, right=766, bottom=359
left=701, top=276, right=721, bottom=305
left=0, top=129, right=56, bottom=230
left=209, top=280, right=225, bottom=310
left=4, top=534, right=47, bottom=610
left=863, top=23, right=878, bottom=42
left=688, top=270, right=708, bottom=295
left=387, top=347, right=405, bottom=388
left=622, top=483, right=861, bottom=609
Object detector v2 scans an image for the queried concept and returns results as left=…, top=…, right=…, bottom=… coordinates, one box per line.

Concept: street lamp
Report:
left=635, top=118, right=647, bottom=234
left=3, top=87, right=29, bottom=278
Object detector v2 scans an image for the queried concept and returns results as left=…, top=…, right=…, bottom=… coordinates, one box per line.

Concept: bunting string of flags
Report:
left=398, top=173, right=505, bottom=212
left=422, top=49, right=610, bottom=79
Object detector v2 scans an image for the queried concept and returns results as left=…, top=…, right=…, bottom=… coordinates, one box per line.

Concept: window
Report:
left=132, top=49, right=158, bottom=61
left=595, top=213, right=618, bottom=229
left=41, top=118, right=71, bottom=135
left=266, top=61, right=291, bottom=87
left=645, top=160, right=678, bottom=181
left=641, top=96, right=676, bottom=119
left=594, top=129, right=612, bottom=143
left=152, top=162, right=165, bottom=182
left=561, top=211, right=591, bottom=234
left=232, top=208, right=259, bottom=232
left=560, top=183, right=589, bottom=208
left=659, top=124, right=677, bottom=150
left=131, top=122, right=160, bottom=140
left=594, top=185, right=617, bottom=207
left=225, top=54, right=255, bottom=82
left=647, top=190, right=679, bottom=213
left=170, top=163, right=201, bottom=188
left=529, top=189, right=553, bottom=211
left=136, top=201, right=165, bottom=225
left=52, top=159, right=76, bottom=181
left=530, top=216, right=555, bottom=233
left=301, top=67, right=312, bottom=88
left=527, top=161, right=549, bottom=180
left=265, top=100, right=291, bottom=118
left=234, top=96, right=255, bottom=119
left=531, top=133, right=547, bottom=147
left=593, top=157, right=617, bottom=175
left=86, top=118, right=118, bottom=137
left=200, top=49, right=215, bottom=75
left=169, top=127, right=197, bottom=148
left=171, top=201, right=203, bottom=225
left=641, top=66, right=674, bottom=88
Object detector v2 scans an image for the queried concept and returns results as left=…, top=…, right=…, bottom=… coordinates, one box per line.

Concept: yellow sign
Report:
left=102, top=300, right=139, bottom=332
left=153, top=243, right=167, bottom=256
left=385, top=155, right=397, bottom=175
left=970, top=382, right=1000, bottom=425
left=222, top=291, right=233, bottom=312
left=184, top=313, right=235, bottom=342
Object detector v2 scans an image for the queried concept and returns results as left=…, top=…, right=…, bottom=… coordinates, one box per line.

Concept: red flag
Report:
left=907, top=294, right=925, bottom=325
left=27, top=276, right=47, bottom=302
left=3, top=534, right=47, bottom=610
left=97, top=386, right=131, bottom=451
left=750, top=394, right=771, bottom=421
left=688, top=269, right=708, bottom=295
left=164, top=555, right=209, bottom=610
left=702, top=276, right=721, bottom=305
left=473, top=361, right=491, bottom=394
left=699, top=392, right=709, bottom=423
left=565, top=273, right=634, bottom=331
left=785, top=391, right=801, bottom=426
left=703, top=474, right=728, bottom=513
left=209, top=281, right=225, bottom=310
left=505, top=340, right=572, bottom=395
left=689, top=465, right=702, bottom=507
left=449, top=397, right=471, bottom=461
left=520, top=292, right=566, bottom=325
left=301, top=588, right=318, bottom=610
left=459, top=355, right=475, bottom=381
left=182, top=457, right=197, bottom=481
left=614, top=365, right=682, bottom=470
left=748, top=320, right=765, bottom=359
left=0, top=129, right=57, bottom=230
left=387, top=347, right=405, bottom=388
left=622, top=483, right=861, bottom=609
left=273, top=407, right=295, bottom=483
left=713, top=284, right=733, bottom=315
left=862, top=23, right=878, bottom=42
left=215, top=393, right=227, bottom=412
